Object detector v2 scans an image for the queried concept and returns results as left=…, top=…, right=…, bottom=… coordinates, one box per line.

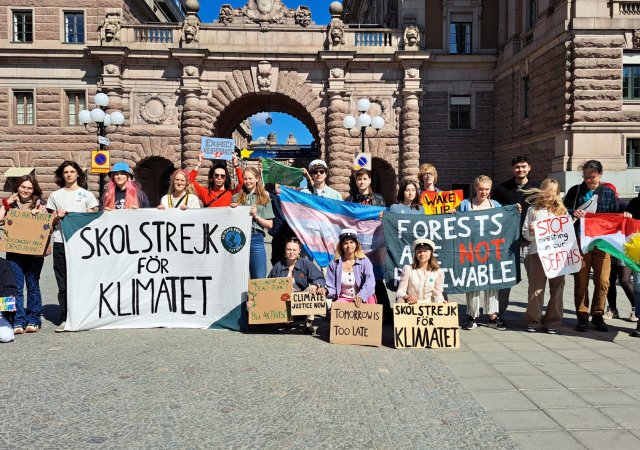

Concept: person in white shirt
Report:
left=158, top=169, right=201, bottom=210
left=46, top=161, right=99, bottom=332
left=301, top=159, right=342, bottom=200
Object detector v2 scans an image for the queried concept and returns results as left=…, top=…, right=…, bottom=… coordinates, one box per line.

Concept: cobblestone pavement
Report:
left=3, top=251, right=640, bottom=449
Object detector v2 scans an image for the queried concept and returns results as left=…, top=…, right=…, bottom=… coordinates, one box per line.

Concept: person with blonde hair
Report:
left=158, top=169, right=201, bottom=210
left=232, top=166, right=274, bottom=279
left=458, top=175, right=504, bottom=330
left=521, top=179, right=568, bottom=334
left=396, top=238, right=445, bottom=304
left=418, top=163, right=442, bottom=194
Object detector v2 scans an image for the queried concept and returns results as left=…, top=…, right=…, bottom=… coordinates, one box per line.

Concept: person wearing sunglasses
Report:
left=189, top=152, right=244, bottom=207
left=301, top=159, right=342, bottom=200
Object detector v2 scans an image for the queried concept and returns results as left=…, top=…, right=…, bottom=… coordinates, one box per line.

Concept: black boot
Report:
left=631, top=322, right=640, bottom=338
left=591, top=314, right=609, bottom=332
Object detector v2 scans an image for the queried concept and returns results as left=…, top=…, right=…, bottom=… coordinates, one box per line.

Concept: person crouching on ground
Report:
left=396, top=238, right=445, bottom=304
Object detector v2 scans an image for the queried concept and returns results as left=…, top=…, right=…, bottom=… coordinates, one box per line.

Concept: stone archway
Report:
left=134, top=157, right=175, bottom=206
left=372, top=157, right=396, bottom=205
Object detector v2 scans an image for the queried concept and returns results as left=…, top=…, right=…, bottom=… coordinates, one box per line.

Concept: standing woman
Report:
left=0, top=175, right=48, bottom=334
left=101, top=162, right=150, bottom=210
left=390, top=179, right=423, bottom=214
left=564, top=160, right=628, bottom=332
left=189, top=152, right=243, bottom=207
left=158, top=169, right=201, bottom=210
left=396, top=238, right=445, bottom=304
left=458, top=175, right=505, bottom=330
left=232, top=166, right=274, bottom=279
left=325, top=229, right=377, bottom=307
left=522, top=179, right=567, bottom=334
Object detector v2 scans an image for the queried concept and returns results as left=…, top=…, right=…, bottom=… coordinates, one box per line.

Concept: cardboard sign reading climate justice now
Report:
left=290, top=292, right=326, bottom=316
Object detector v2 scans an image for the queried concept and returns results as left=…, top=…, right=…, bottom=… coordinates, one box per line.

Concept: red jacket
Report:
left=188, top=167, right=244, bottom=207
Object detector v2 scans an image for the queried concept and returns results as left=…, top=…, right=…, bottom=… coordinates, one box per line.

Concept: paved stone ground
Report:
left=3, top=248, right=640, bottom=449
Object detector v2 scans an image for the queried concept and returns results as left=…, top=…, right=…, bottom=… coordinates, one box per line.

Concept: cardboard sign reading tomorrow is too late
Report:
left=330, top=303, right=382, bottom=347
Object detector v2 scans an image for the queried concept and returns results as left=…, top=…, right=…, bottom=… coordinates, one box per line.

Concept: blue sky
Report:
left=199, top=1, right=333, bottom=24
left=200, top=1, right=334, bottom=144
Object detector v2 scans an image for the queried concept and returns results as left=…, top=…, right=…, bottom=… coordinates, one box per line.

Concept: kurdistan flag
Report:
left=581, top=213, right=640, bottom=271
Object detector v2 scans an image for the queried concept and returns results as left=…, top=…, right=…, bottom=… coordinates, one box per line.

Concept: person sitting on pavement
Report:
left=396, top=238, right=445, bottom=304
left=390, top=179, right=423, bottom=215
left=0, top=174, right=49, bottom=335
left=101, top=162, right=150, bottom=210
left=0, top=256, right=19, bottom=343
left=302, top=159, right=342, bottom=200
left=458, top=175, right=505, bottom=331
left=158, top=169, right=201, bottom=210
left=189, top=152, right=243, bottom=207
left=325, top=229, right=377, bottom=309
left=268, top=237, right=326, bottom=333
left=521, top=179, right=567, bottom=334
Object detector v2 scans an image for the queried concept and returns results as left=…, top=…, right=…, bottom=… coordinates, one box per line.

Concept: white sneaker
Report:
left=630, top=309, right=639, bottom=322
left=54, top=322, right=66, bottom=333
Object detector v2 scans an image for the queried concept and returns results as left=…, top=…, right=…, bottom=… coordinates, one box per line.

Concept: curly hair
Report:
left=54, top=160, right=85, bottom=188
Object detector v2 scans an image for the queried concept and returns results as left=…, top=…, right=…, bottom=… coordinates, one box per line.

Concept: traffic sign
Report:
left=91, top=150, right=110, bottom=174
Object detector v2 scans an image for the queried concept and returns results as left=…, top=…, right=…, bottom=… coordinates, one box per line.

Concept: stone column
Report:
left=401, top=92, right=420, bottom=180
left=181, top=91, right=210, bottom=168
left=326, top=91, right=351, bottom=195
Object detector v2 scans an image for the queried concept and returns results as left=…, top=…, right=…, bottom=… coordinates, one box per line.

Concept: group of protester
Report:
left=1, top=153, right=639, bottom=343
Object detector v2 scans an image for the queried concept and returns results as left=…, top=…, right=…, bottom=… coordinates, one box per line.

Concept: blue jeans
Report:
left=249, top=231, right=266, bottom=279
left=7, top=253, right=45, bottom=328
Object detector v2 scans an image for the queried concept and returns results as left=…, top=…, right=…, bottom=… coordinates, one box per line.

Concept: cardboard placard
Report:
left=329, top=303, right=382, bottom=347
left=247, top=278, right=293, bottom=325
left=421, top=189, right=464, bottom=215
left=393, top=302, right=460, bottom=349
left=290, top=291, right=326, bottom=316
left=201, top=137, right=235, bottom=160
left=0, top=296, right=16, bottom=312
left=0, top=208, right=53, bottom=255
left=534, top=215, right=581, bottom=278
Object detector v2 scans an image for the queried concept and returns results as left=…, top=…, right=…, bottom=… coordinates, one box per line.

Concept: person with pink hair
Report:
left=101, top=162, right=150, bottom=210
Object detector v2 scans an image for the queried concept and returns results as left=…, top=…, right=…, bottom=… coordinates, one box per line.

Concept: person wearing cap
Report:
left=101, top=162, right=150, bottom=210
left=158, top=169, right=201, bottom=210
left=301, top=159, right=342, bottom=200
left=189, top=152, right=244, bottom=207
left=46, top=160, right=99, bottom=332
left=325, top=229, right=376, bottom=308
left=396, top=238, right=445, bottom=304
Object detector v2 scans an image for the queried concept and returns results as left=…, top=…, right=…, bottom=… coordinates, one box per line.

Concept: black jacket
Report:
left=0, top=257, right=19, bottom=324
left=492, top=177, right=540, bottom=238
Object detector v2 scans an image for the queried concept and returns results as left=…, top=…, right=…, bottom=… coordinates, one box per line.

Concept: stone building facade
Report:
left=0, top=0, right=639, bottom=205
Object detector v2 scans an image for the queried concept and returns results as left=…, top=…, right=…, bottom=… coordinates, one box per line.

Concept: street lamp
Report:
left=342, top=98, right=385, bottom=153
left=78, top=93, right=125, bottom=199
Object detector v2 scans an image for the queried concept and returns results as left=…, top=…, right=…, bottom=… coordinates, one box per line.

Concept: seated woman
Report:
left=326, top=229, right=376, bottom=308
left=396, top=238, right=445, bottom=304
left=158, top=169, right=201, bottom=210
left=268, top=237, right=325, bottom=333
left=390, top=179, right=423, bottom=215
left=101, top=162, right=150, bottom=210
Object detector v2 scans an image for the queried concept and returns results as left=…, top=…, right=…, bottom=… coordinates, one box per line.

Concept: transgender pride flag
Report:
left=279, top=186, right=386, bottom=279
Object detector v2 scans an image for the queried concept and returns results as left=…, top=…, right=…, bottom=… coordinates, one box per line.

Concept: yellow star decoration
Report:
left=240, top=148, right=253, bottom=159
left=623, top=232, right=640, bottom=264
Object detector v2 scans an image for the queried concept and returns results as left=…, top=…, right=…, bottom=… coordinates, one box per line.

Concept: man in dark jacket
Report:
left=492, top=155, right=540, bottom=326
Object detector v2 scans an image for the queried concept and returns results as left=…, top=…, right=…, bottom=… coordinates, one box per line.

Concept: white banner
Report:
left=533, top=214, right=582, bottom=278
left=61, top=208, right=252, bottom=331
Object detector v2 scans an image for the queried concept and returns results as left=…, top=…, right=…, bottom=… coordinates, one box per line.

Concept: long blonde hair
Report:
left=167, top=169, right=194, bottom=197
left=235, top=166, right=270, bottom=206
left=523, top=178, right=567, bottom=216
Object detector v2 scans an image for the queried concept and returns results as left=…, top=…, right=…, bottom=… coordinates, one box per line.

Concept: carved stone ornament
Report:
left=404, top=25, right=420, bottom=48
left=634, top=30, right=640, bottom=50
left=257, top=60, right=272, bottom=91
left=104, top=64, right=119, bottom=75
left=217, top=1, right=313, bottom=30
left=103, top=11, right=121, bottom=42
left=328, top=17, right=345, bottom=46
left=182, top=16, right=200, bottom=43
left=184, top=65, right=198, bottom=77
left=406, top=68, right=419, bottom=79
left=330, top=67, right=344, bottom=78
left=138, top=94, right=172, bottom=125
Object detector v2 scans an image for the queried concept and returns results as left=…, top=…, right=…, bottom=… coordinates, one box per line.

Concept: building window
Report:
left=522, top=77, right=530, bottom=118
left=527, top=0, right=537, bottom=31
left=67, top=91, right=86, bottom=126
left=628, top=139, right=640, bottom=168
left=64, top=12, right=84, bottom=43
left=623, top=65, right=640, bottom=100
left=449, top=22, right=471, bottom=54
left=450, top=96, right=471, bottom=129
left=12, top=11, right=33, bottom=43
left=14, top=91, right=34, bottom=125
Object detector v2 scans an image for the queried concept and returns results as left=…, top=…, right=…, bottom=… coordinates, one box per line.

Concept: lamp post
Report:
left=342, top=98, right=385, bottom=154
left=78, top=93, right=125, bottom=200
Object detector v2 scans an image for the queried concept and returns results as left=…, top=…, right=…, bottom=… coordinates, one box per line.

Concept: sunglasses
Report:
left=311, top=169, right=326, bottom=175
left=213, top=173, right=227, bottom=179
